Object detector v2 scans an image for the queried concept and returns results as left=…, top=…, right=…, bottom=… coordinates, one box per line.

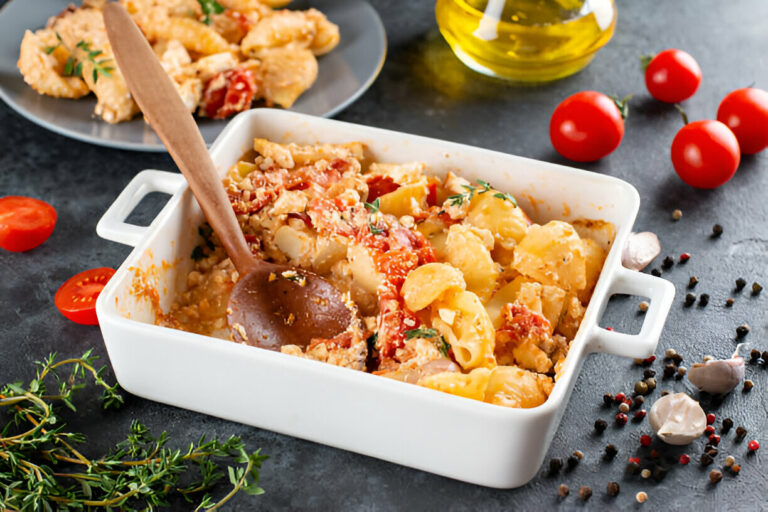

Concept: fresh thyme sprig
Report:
left=445, top=179, right=518, bottom=208
left=447, top=184, right=476, bottom=207
left=404, top=328, right=451, bottom=357
left=365, top=198, right=384, bottom=235
left=0, top=351, right=267, bottom=511
left=197, top=0, right=225, bottom=24
left=46, top=34, right=114, bottom=84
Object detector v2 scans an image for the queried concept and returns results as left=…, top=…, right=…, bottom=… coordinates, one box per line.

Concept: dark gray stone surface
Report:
left=2, top=0, right=767, bottom=509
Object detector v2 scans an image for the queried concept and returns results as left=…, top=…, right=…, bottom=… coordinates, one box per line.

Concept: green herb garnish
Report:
left=477, top=180, right=492, bottom=194
left=74, top=40, right=114, bottom=84
left=405, top=327, right=439, bottom=340
left=369, top=221, right=383, bottom=235
left=197, top=0, right=225, bottom=24
left=366, top=332, right=378, bottom=353
left=0, top=351, right=267, bottom=511
left=437, top=336, right=451, bottom=358
left=364, top=198, right=380, bottom=213
left=493, top=191, right=518, bottom=207
left=447, top=184, right=476, bottom=207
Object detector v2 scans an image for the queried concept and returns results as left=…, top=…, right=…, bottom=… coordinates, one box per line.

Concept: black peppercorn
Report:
left=625, top=461, right=641, bottom=474
left=604, top=444, right=618, bottom=459
left=558, top=483, right=569, bottom=498
left=712, top=224, right=723, bottom=237
left=566, top=456, right=579, bottom=471
left=721, top=418, right=733, bottom=434
left=684, top=293, right=696, bottom=306
left=762, top=351, right=768, bottom=362
left=579, top=486, right=592, bottom=501
left=670, top=353, right=683, bottom=365
left=709, top=469, right=723, bottom=484
left=688, top=276, right=699, bottom=289
left=595, top=418, right=608, bottom=433
left=736, top=324, right=750, bottom=338
left=750, top=349, right=760, bottom=362
left=752, top=282, right=763, bottom=295
left=643, top=369, right=656, bottom=379
left=651, top=268, right=661, bottom=277
left=633, top=396, right=645, bottom=408
left=663, top=364, right=676, bottom=379
left=662, top=256, right=674, bottom=269
left=652, top=466, right=667, bottom=482
left=743, top=380, right=754, bottom=392
left=549, top=458, right=563, bottom=475
left=735, top=277, right=747, bottom=291
left=700, top=453, right=714, bottom=466
left=603, top=393, right=614, bottom=406
left=699, top=294, right=710, bottom=306
left=706, top=447, right=718, bottom=457
left=736, top=426, right=747, bottom=441
left=606, top=481, right=620, bottom=497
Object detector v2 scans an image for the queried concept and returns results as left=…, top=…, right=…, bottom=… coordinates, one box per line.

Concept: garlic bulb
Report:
left=622, top=232, right=661, bottom=272
left=649, top=393, right=706, bottom=445
left=687, top=345, right=746, bottom=394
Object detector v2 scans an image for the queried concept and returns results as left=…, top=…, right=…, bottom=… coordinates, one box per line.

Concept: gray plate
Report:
left=0, top=0, right=386, bottom=152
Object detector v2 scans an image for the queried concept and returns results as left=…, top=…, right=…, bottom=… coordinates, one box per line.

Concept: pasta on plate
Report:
left=17, top=0, right=339, bottom=123
left=161, top=138, right=616, bottom=409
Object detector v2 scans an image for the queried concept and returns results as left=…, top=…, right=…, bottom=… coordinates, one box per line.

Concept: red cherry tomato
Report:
left=644, top=49, right=702, bottom=103
left=716, top=87, right=768, bottom=155
left=202, top=68, right=257, bottom=119
left=0, top=196, right=57, bottom=252
left=54, top=268, right=115, bottom=325
left=549, top=91, right=625, bottom=162
left=671, top=120, right=740, bottom=189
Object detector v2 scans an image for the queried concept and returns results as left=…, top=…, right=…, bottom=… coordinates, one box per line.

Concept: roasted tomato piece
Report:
left=202, top=68, right=257, bottom=119
left=54, top=268, right=116, bottom=325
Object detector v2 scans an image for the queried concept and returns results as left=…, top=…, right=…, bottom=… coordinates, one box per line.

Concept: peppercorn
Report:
left=672, top=209, right=682, bottom=220
left=670, top=353, right=683, bottom=365
left=664, top=348, right=677, bottom=359
left=636, top=491, right=648, bottom=504
left=736, top=426, right=747, bottom=441
left=549, top=458, right=563, bottom=475
left=679, top=454, right=690, bottom=465
left=663, top=364, right=676, bottom=379
left=712, top=224, right=723, bottom=237
left=709, top=435, right=721, bottom=446
left=736, top=324, right=750, bottom=338
left=721, top=418, right=734, bottom=434
left=643, top=369, right=656, bottom=379
left=709, top=470, right=723, bottom=484
left=633, top=396, right=645, bottom=408
left=651, top=268, right=661, bottom=277
left=684, top=293, right=696, bottom=306
left=606, top=481, right=620, bottom=497
left=594, top=418, right=608, bottom=433
left=743, top=380, right=754, bottom=392
left=748, top=440, right=760, bottom=451
left=641, top=468, right=651, bottom=479
left=616, top=413, right=628, bottom=426
left=661, top=390, right=670, bottom=396
left=661, top=256, right=674, bottom=269
left=726, top=298, right=735, bottom=307
left=604, top=444, right=618, bottom=459
left=633, top=410, right=647, bottom=422
left=752, top=282, right=763, bottom=295
left=735, top=277, right=747, bottom=291
left=698, top=294, right=709, bottom=306
left=603, top=393, right=614, bottom=406
left=640, top=434, right=652, bottom=447
left=652, top=466, right=666, bottom=481
left=731, top=464, right=741, bottom=475
left=645, top=377, right=657, bottom=391
left=762, top=351, right=768, bottom=362
left=619, top=402, right=630, bottom=413
left=688, top=276, right=699, bottom=289
left=626, top=461, right=640, bottom=474
left=614, top=392, right=626, bottom=403
left=644, top=355, right=656, bottom=364
left=638, top=301, right=649, bottom=313
left=579, top=485, right=592, bottom=501
left=679, top=252, right=691, bottom=263
left=566, top=456, right=579, bottom=471
left=705, top=425, right=716, bottom=436
left=706, top=413, right=716, bottom=424
left=558, top=483, right=569, bottom=498
left=750, top=349, right=761, bottom=362
left=706, top=447, right=719, bottom=458
left=700, top=453, right=714, bottom=466
left=725, top=455, right=735, bottom=467
left=573, top=450, right=584, bottom=460
left=634, top=381, right=649, bottom=395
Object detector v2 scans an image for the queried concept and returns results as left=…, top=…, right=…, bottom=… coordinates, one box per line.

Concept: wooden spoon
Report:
left=103, top=3, right=353, bottom=350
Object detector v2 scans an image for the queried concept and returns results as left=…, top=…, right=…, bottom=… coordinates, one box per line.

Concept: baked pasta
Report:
left=162, top=139, right=616, bottom=409
left=17, top=0, right=339, bottom=123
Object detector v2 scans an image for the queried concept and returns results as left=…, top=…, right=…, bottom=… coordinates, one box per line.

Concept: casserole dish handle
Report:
left=588, top=267, right=675, bottom=359
left=97, top=170, right=185, bottom=247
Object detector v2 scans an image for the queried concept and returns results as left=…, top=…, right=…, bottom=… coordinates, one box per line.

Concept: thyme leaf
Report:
left=364, top=197, right=380, bottom=213
left=404, top=327, right=439, bottom=340
left=492, top=191, right=518, bottom=207
left=197, top=0, right=225, bottom=24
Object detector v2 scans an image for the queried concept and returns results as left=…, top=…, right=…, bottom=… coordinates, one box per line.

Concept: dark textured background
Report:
left=2, top=0, right=767, bottom=510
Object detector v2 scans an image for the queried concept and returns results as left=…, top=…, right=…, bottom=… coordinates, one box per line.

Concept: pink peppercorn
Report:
left=709, top=435, right=721, bottom=446
left=705, top=425, right=715, bottom=436
left=748, top=440, right=760, bottom=451
left=616, top=413, right=628, bottom=426
left=628, top=457, right=640, bottom=464
left=644, top=355, right=656, bottom=363
left=640, top=435, right=652, bottom=447
left=679, top=454, right=690, bottom=465
left=680, top=252, right=691, bottom=262
left=706, top=413, right=716, bottom=425
left=606, top=327, right=614, bottom=331
left=615, top=392, right=626, bottom=403
left=633, top=410, right=647, bottom=421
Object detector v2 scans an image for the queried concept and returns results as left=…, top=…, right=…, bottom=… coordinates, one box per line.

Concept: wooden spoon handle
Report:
left=103, top=3, right=255, bottom=274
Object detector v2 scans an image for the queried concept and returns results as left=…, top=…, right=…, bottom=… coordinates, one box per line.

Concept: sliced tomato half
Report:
left=54, top=268, right=116, bottom=325
left=0, top=196, right=57, bottom=252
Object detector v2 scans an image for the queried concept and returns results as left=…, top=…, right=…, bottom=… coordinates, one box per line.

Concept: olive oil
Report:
left=436, top=0, right=616, bottom=82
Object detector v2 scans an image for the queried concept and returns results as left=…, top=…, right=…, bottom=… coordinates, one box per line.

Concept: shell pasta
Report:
left=163, top=138, right=615, bottom=409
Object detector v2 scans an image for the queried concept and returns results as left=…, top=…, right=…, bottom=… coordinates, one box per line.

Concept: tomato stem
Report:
left=674, top=104, right=689, bottom=125
left=639, top=54, right=655, bottom=72
left=611, top=94, right=633, bottom=120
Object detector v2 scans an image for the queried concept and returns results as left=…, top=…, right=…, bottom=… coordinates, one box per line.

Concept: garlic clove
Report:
left=687, top=354, right=745, bottom=394
left=622, top=232, right=661, bottom=272
left=649, top=393, right=706, bottom=445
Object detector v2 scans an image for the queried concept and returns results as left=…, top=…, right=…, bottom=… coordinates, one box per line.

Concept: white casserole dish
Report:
left=95, top=109, right=675, bottom=489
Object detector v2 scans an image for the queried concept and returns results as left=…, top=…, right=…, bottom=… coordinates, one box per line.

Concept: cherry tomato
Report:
left=202, top=68, right=257, bottom=119
left=0, top=196, right=57, bottom=252
left=54, top=268, right=115, bottom=325
left=716, top=87, right=768, bottom=155
left=549, top=91, right=625, bottom=162
left=671, top=120, right=740, bottom=189
left=644, top=49, right=702, bottom=103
